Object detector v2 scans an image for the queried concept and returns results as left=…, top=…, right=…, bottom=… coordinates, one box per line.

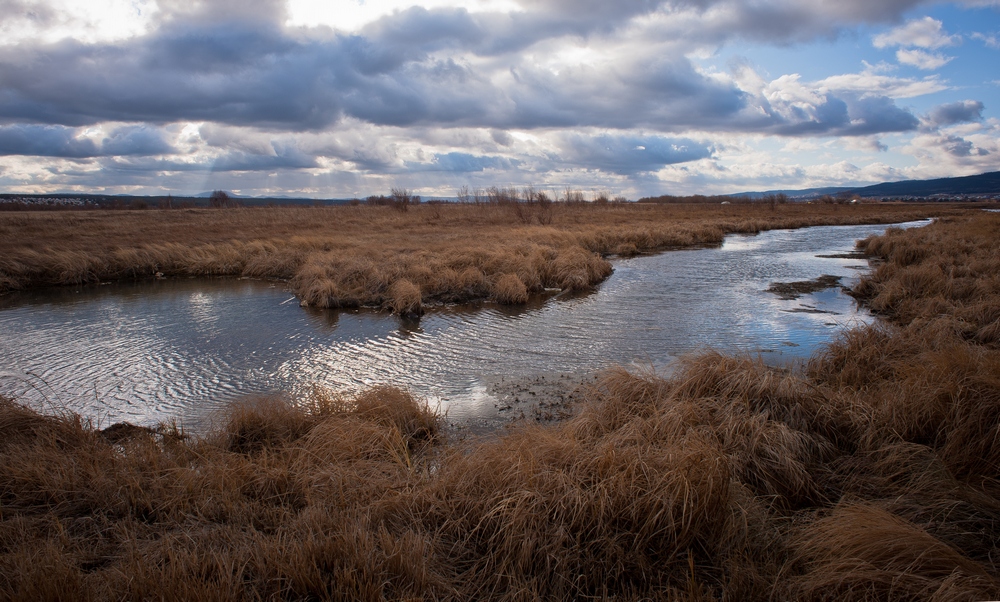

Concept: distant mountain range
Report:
left=739, top=170, right=1000, bottom=199
left=5, top=171, right=1000, bottom=206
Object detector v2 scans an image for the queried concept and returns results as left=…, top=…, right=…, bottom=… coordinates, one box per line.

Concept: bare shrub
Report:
left=209, top=190, right=238, bottom=208
left=390, top=187, right=412, bottom=212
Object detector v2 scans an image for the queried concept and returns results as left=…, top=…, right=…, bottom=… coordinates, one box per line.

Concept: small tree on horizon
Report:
left=209, top=190, right=237, bottom=208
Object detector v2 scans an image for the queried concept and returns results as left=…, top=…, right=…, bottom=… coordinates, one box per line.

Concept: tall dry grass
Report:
left=0, top=201, right=961, bottom=314
left=2, top=211, right=999, bottom=600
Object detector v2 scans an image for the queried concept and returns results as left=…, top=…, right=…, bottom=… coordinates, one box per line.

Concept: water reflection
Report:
left=0, top=221, right=928, bottom=430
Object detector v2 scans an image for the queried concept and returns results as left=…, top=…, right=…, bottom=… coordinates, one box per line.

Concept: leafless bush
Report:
left=209, top=190, right=239, bottom=208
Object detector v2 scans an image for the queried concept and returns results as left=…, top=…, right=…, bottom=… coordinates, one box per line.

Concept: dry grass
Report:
left=2, top=211, right=1000, bottom=600
left=0, top=201, right=962, bottom=313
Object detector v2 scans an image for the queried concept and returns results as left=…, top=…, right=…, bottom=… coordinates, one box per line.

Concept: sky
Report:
left=0, top=0, right=998, bottom=198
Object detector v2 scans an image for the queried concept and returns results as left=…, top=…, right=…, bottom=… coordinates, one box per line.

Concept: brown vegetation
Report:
left=0, top=201, right=962, bottom=314
left=2, top=211, right=999, bottom=600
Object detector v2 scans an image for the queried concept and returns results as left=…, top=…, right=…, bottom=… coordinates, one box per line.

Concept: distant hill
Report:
left=848, top=171, right=1000, bottom=197
left=739, top=171, right=1000, bottom=199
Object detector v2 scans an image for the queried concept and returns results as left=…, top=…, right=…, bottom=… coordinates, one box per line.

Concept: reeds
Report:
left=2, top=211, right=999, bottom=599
left=0, top=202, right=960, bottom=314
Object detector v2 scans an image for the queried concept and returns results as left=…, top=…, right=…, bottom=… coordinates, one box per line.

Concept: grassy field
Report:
left=0, top=201, right=963, bottom=315
left=1, top=210, right=998, bottom=600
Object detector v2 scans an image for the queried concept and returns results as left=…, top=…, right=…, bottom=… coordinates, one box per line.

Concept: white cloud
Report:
left=0, top=0, right=157, bottom=45
left=901, top=119, right=1000, bottom=177
left=286, top=0, right=522, bottom=31
left=896, top=48, right=953, bottom=70
left=971, top=32, right=1000, bottom=48
left=815, top=69, right=948, bottom=99
left=860, top=60, right=898, bottom=74
left=840, top=136, right=889, bottom=153
left=873, top=17, right=959, bottom=50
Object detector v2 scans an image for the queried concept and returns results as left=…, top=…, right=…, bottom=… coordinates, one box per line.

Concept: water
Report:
left=0, top=220, right=925, bottom=429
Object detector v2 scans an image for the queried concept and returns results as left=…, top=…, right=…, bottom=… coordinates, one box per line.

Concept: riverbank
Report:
left=0, top=202, right=965, bottom=315
left=1, top=211, right=998, bottom=600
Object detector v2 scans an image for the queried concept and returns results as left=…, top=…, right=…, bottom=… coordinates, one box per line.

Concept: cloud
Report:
left=841, top=136, right=889, bottom=153
left=903, top=124, right=1000, bottom=177
left=896, top=48, right=953, bottom=70
left=103, top=144, right=318, bottom=172
left=491, top=129, right=513, bottom=146
left=0, top=124, right=173, bottom=157
left=415, top=152, right=517, bottom=172
left=554, top=133, right=714, bottom=174
left=940, top=134, right=986, bottom=157
left=209, top=147, right=319, bottom=171
left=0, top=0, right=990, bottom=198
left=0, top=124, right=98, bottom=157
left=873, top=17, right=959, bottom=50
left=0, top=0, right=57, bottom=28
left=971, top=32, right=1000, bottom=48
left=101, top=125, right=177, bottom=156
left=0, top=2, right=944, bottom=137
left=813, top=69, right=947, bottom=99
left=926, top=100, right=985, bottom=127
left=154, top=0, right=287, bottom=26
left=743, top=71, right=922, bottom=136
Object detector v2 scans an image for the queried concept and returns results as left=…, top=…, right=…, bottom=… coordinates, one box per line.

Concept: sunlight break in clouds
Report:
left=0, top=0, right=997, bottom=197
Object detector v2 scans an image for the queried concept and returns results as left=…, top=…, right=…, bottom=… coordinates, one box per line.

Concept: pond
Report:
left=0, top=220, right=925, bottom=431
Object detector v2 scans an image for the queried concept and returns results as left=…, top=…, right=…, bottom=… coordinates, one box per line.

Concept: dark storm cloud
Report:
left=555, top=134, right=714, bottom=174
left=101, top=125, right=177, bottom=156
left=926, top=100, right=985, bottom=127
left=103, top=144, right=317, bottom=172
left=0, top=27, right=344, bottom=129
left=0, top=124, right=174, bottom=157
left=0, top=125, right=97, bottom=157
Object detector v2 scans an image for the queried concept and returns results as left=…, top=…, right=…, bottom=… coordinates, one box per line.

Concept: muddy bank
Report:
left=766, top=274, right=844, bottom=300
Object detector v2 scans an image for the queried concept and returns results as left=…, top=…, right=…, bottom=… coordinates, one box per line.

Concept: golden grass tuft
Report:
left=785, top=502, right=999, bottom=601
left=490, top=272, right=529, bottom=304
left=385, top=278, right=424, bottom=317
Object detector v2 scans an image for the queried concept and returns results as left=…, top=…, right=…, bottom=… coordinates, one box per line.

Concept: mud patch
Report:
left=782, top=304, right=841, bottom=315
left=489, top=372, right=597, bottom=424
left=767, top=275, right=843, bottom=300
left=815, top=251, right=868, bottom=259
